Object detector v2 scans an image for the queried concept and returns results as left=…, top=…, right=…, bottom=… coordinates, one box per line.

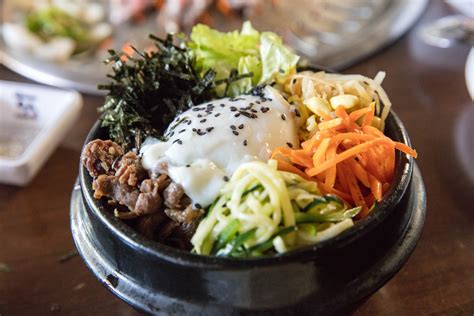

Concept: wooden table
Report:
left=1, top=1, right=473, bottom=315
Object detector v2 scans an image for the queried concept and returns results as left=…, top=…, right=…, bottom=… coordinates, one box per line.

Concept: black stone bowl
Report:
left=71, top=108, right=426, bottom=315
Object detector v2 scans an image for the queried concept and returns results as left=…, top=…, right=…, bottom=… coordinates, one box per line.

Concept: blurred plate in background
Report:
left=0, top=0, right=427, bottom=95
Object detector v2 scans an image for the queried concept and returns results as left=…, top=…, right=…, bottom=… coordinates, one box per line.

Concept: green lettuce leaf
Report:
left=188, top=21, right=299, bottom=96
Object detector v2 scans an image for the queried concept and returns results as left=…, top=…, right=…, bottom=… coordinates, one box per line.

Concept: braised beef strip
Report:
left=81, top=139, right=204, bottom=249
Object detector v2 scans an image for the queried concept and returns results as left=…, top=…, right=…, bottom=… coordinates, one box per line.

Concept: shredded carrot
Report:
left=271, top=106, right=417, bottom=218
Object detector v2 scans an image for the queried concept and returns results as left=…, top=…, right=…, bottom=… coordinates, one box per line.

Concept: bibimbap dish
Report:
left=72, top=22, right=425, bottom=314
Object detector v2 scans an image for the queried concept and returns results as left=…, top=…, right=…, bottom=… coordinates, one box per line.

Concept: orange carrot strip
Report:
left=362, top=125, right=389, bottom=139
left=323, top=144, right=338, bottom=189
left=368, top=174, right=383, bottom=201
left=312, top=138, right=330, bottom=167
left=362, top=108, right=374, bottom=127
left=335, top=106, right=354, bottom=128
left=314, top=109, right=332, bottom=121
left=318, top=118, right=343, bottom=130
left=343, top=162, right=368, bottom=214
left=306, top=138, right=392, bottom=177
left=290, top=150, right=313, bottom=167
left=336, top=163, right=350, bottom=193
left=349, top=107, right=373, bottom=122
left=271, top=146, right=292, bottom=159
left=276, top=160, right=310, bottom=180
left=394, top=142, right=418, bottom=158
left=348, top=158, right=370, bottom=188
left=271, top=106, right=417, bottom=215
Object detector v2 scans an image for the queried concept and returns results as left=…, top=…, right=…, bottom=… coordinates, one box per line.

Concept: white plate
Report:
left=0, top=81, right=82, bottom=185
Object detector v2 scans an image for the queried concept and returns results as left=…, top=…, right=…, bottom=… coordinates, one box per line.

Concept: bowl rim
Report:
left=79, top=106, right=413, bottom=270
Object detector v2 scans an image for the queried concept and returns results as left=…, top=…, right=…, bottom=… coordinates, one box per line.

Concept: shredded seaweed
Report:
left=98, top=33, right=251, bottom=150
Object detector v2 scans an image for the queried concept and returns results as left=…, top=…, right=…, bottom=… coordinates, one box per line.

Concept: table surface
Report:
left=1, top=1, right=473, bottom=315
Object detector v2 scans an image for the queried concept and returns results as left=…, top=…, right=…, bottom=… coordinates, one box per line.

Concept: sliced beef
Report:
left=163, top=182, right=185, bottom=209
left=157, top=220, right=178, bottom=240
left=135, top=213, right=167, bottom=240
left=83, top=138, right=205, bottom=248
left=153, top=162, right=169, bottom=176
left=93, top=175, right=139, bottom=210
left=165, top=204, right=204, bottom=237
left=82, top=140, right=124, bottom=177
left=115, top=152, right=147, bottom=186
left=134, top=179, right=163, bottom=216
left=164, top=205, right=204, bottom=224
left=154, top=174, right=171, bottom=193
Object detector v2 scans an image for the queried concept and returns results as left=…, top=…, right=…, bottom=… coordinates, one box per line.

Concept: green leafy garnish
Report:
left=188, top=21, right=299, bottom=97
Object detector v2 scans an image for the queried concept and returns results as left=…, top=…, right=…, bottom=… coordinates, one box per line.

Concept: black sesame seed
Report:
left=238, top=124, right=244, bottom=129
left=232, top=130, right=239, bottom=136
left=250, top=113, right=258, bottom=119
left=234, top=113, right=241, bottom=117
left=220, top=103, right=225, bottom=107
left=256, top=100, right=261, bottom=104
left=187, top=121, right=192, bottom=125
left=197, top=114, right=203, bottom=118
left=206, top=127, right=214, bottom=132
left=243, top=140, right=248, bottom=146
left=192, top=107, right=200, bottom=111
left=287, top=142, right=293, bottom=148
left=195, top=203, right=202, bottom=209
left=186, top=164, right=190, bottom=167
left=177, top=140, right=182, bottom=145
left=230, top=106, right=237, bottom=112
left=172, top=139, right=181, bottom=144
left=261, top=107, right=269, bottom=113
left=267, top=98, right=273, bottom=101
left=294, top=109, right=301, bottom=117
left=251, top=109, right=258, bottom=113
left=223, top=176, right=230, bottom=182
left=230, top=125, right=236, bottom=130
left=214, top=113, right=221, bottom=117
left=200, top=119, right=207, bottom=123
left=291, top=78, right=296, bottom=84
left=281, top=114, right=286, bottom=121
left=179, top=129, right=186, bottom=133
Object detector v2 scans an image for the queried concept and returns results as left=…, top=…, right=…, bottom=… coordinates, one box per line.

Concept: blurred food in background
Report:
left=3, top=0, right=112, bottom=62
left=0, top=0, right=427, bottom=94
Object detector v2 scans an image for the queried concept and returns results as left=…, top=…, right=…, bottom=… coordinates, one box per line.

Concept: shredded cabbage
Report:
left=188, top=21, right=299, bottom=97
left=191, top=160, right=361, bottom=257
